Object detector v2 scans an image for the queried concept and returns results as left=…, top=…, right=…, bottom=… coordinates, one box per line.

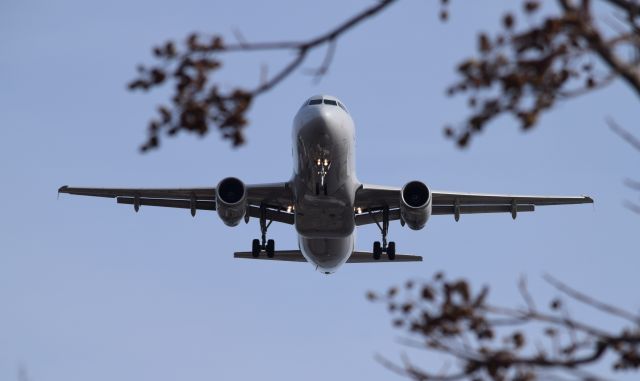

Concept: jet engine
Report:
left=400, top=181, right=432, bottom=230
left=216, top=177, right=247, bottom=227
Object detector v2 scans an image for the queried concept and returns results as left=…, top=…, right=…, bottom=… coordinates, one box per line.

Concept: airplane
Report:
left=59, top=95, right=593, bottom=274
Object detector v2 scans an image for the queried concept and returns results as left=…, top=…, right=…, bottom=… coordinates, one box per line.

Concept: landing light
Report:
left=287, top=206, right=293, bottom=213
left=356, top=207, right=362, bottom=214
left=323, top=159, right=329, bottom=166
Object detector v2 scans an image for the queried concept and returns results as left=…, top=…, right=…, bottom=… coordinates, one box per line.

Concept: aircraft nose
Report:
left=299, top=106, right=340, bottom=137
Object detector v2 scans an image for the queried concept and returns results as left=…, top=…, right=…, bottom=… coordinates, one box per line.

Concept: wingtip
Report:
left=583, top=195, right=594, bottom=204
left=57, top=185, right=69, bottom=199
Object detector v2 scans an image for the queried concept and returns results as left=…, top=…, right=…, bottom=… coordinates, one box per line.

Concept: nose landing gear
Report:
left=314, top=157, right=331, bottom=196
left=371, top=207, right=396, bottom=260
left=251, top=204, right=276, bottom=258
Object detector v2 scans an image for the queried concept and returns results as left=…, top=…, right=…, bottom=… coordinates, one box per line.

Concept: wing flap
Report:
left=355, top=205, right=535, bottom=225
left=432, top=204, right=535, bottom=215
left=117, top=197, right=294, bottom=224
left=117, top=197, right=216, bottom=210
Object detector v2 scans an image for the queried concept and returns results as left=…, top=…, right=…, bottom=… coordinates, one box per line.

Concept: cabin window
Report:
left=308, top=99, right=322, bottom=105
left=323, top=99, right=337, bottom=106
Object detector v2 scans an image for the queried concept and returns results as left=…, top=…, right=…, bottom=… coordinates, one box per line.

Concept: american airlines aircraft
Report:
left=59, top=95, right=593, bottom=274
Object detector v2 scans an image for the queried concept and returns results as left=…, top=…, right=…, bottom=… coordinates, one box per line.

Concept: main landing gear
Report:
left=371, top=207, right=396, bottom=260
left=251, top=205, right=275, bottom=258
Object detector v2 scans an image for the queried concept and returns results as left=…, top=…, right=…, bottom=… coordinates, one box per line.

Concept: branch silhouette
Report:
left=369, top=273, right=640, bottom=381
left=445, top=0, right=640, bottom=147
left=130, top=0, right=640, bottom=151
left=608, top=117, right=640, bottom=213
left=128, top=0, right=398, bottom=151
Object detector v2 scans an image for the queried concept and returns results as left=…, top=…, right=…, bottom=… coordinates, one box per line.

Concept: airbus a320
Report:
left=59, top=95, right=593, bottom=274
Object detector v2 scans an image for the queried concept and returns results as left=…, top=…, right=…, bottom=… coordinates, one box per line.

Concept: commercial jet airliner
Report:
left=59, top=95, right=593, bottom=274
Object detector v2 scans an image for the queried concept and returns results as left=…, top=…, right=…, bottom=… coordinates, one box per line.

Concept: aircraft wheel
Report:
left=315, top=183, right=320, bottom=196
left=373, top=241, right=382, bottom=260
left=387, top=241, right=396, bottom=260
left=266, top=239, right=275, bottom=258
left=252, top=239, right=260, bottom=257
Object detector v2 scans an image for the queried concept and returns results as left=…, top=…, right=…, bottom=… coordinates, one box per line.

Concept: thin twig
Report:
left=544, top=274, right=640, bottom=324
left=608, top=117, right=640, bottom=151
left=519, top=275, right=537, bottom=312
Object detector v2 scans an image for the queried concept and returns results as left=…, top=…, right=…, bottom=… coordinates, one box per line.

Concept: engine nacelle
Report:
left=216, top=177, right=247, bottom=227
left=400, top=181, right=432, bottom=230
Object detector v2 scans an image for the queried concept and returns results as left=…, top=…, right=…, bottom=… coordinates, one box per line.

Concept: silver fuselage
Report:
left=291, top=97, right=359, bottom=273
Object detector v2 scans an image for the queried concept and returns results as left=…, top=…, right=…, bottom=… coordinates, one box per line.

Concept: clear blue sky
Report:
left=1, top=1, right=638, bottom=380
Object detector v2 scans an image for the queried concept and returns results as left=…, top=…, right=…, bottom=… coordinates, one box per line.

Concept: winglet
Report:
left=583, top=195, right=595, bottom=212
left=58, top=185, right=68, bottom=199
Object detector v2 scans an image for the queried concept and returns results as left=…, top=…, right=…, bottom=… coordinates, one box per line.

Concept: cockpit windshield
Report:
left=306, top=97, right=348, bottom=113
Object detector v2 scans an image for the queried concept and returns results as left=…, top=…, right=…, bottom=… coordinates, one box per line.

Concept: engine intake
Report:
left=216, top=177, right=247, bottom=226
left=400, top=180, right=432, bottom=230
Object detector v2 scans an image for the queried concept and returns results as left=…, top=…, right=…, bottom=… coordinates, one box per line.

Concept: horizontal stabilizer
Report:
left=234, top=250, right=422, bottom=263
left=349, top=251, right=422, bottom=263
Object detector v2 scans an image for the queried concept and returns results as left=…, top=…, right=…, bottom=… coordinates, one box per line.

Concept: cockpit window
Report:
left=305, top=98, right=348, bottom=113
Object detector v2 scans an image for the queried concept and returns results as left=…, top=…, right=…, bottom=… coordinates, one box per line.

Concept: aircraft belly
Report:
left=298, top=235, right=354, bottom=273
left=295, top=194, right=355, bottom=238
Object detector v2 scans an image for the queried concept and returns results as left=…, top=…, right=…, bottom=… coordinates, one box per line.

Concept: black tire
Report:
left=323, top=184, right=328, bottom=196
left=252, top=239, right=260, bottom=257
left=373, top=241, right=381, bottom=260
left=387, top=241, right=396, bottom=260
left=315, top=183, right=320, bottom=195
left=266, top=239, right=275, bottom=258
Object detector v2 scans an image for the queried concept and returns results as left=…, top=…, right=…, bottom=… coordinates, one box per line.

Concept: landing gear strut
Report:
left=314, top=157, right=330, bottom=196
left=251, top=204, right=275, bottom=258
left=371, top=207, right=396, bottom=260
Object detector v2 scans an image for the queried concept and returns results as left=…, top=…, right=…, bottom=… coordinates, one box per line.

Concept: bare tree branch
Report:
left=129, top=0, right=398, bottom=151
left=369, top=273, right=640, bottom=380
left=543, top=273, right=640, bottom=324
left=129, top=0, right=640, bottom=151
left=445, top=0, right=640, bottom=147
left=608, top=117, right=640, bottom=151
left=624, top=200, right=640, bottom=213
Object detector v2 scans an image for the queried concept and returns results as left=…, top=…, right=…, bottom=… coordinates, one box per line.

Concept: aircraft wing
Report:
left=58, top=183, right=295, bottom=224
left=354, top=184, right=593, bottom=225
